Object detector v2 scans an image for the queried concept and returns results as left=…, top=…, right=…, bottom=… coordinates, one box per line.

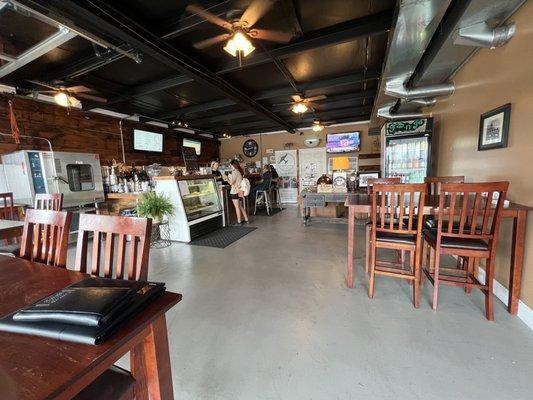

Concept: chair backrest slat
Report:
left=436, top=182, right=509, bottom=247
left=34, top=193, right=63, bottom=211
left=425, top=176, right=465, bottom=196
left=74, top=214, right=152, bottom=281
left=367, top=177, right=401, bottom=194
left=0, top=192, right=15, bottom=220
left=20, top=209, right=72, bottom=268
left=372, top=183, right=426, bottom=236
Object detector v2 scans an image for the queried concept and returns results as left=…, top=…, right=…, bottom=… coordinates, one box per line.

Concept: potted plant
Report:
left=136, top=191, right=174, bottom=224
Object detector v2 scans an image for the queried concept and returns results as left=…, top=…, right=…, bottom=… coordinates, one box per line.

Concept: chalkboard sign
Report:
left=385, top=118, right=433, bottom=137
left=182, top=146, right=199, bottom=171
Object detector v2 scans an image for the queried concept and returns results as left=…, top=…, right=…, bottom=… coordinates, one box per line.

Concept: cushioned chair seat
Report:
left=423, top=228, right=488, bottom=251
left=376, top=231, right=416, bottom=245
left=0, top=243, right=20, bottom=257
left=73, top=366, right=135, bottom=400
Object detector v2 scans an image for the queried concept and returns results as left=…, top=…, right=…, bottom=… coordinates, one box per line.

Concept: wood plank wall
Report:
left=0, top=93, right=220, bottom=166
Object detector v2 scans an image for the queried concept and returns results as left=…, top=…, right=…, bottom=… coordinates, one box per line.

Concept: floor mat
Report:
left=253, top=207, right=283, bottom=216
left=189, top=226, right=257, bottom=249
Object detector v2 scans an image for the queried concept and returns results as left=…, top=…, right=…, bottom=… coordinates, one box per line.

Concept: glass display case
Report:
left=177, top=178, right=222, bottom=221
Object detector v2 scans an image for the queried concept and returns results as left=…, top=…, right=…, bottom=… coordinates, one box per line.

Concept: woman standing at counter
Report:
left=211, top=160, right=223, bottom=183
left=224, top=160, right=249, bottom=224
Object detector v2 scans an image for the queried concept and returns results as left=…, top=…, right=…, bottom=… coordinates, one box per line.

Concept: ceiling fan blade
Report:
left=192, top=34, right=230, bottom=50
left=306, top=94, right=327, bottom=102
left=67, top=85, right=92, bottom=93
left=186, top=4, right=232, bottom=30
left=291, top=94, right=302, bottom=102
left=27, top=80, right=58, bottom=91
left=250, top=29, right=292, bottom=43
left=241, top=0, right=277, bottom=28
left=76, top=93, right=107, bottom=103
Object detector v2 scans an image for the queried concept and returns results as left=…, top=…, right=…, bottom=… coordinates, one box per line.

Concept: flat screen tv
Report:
left=326, top=132, right=360, bottom=153
left=183, top=138, right=201, bottom=155
left=133, top=129, right=163, bottom=152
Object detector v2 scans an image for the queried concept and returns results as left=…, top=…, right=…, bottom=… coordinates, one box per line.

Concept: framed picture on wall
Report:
left=478, top=103, right=511, bottom=151
left=358, top=172, right=379, bottom=188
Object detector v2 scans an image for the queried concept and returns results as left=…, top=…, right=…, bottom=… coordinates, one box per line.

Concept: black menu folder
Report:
left=0, top=277, right=166, bottom=345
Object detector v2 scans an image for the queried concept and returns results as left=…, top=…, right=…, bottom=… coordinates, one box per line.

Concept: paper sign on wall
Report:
left=275, top=150, right=298, bottom=203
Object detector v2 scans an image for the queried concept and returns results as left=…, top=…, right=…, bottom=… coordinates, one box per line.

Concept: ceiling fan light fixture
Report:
left=312, top=119, right=324, bottom=132
left=291, top=102, right=308, bottom=114
left=223, top=30, right=255, bottom=57
left=53, top=91, right=70, bottom=107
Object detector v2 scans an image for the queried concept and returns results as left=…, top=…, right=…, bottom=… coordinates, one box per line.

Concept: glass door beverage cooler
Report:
left=384, top=118, right=434, bottom=183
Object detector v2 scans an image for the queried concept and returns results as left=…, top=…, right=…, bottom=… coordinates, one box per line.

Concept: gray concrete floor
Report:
left=118, top=207, right=533, bottom=399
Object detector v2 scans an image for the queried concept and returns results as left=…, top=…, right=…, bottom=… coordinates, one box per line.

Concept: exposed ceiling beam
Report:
left=161, top=0, right=233, bottom=40
left=39, top=46, right=131, bottom=82
left=155, top=69, right=380, bottom=120
left=18, top=0, right=295, bottom=133
left=84, top=11, right=391, bottom=110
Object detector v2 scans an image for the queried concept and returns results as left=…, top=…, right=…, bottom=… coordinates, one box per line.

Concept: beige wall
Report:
left=431, top=1, right=533, bottom=307
left=219, top=122, right=381, bottom=169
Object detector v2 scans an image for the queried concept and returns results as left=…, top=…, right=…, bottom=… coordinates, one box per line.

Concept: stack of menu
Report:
left=0, top=277, right=165, bottom=345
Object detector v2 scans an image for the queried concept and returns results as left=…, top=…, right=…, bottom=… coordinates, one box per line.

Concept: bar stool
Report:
left=269, top=186, right=283, bottom=210
left=254, top=189, right=271, bottom=215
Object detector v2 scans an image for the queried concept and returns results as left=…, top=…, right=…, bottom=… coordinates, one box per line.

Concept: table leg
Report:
left=508, top=210, right=528, bottom=315
left=131, top=314, right=174, bottom=400
left=346, top=206, right=355, bottom=288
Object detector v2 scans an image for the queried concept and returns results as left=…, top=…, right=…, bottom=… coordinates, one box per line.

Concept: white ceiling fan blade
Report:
left=186, top=4, right=232, bottom=30
left=192, top=34, right=230, bottom=50
left=250, top=29, right=292, bottom=43
left=241, top=0, right=277, bottom=28
left=27, top=80, right=58, bottom=91
left=291, top=94, right=302, bottom=102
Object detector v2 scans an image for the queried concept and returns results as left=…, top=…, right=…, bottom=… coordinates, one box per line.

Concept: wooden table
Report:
left=0, top=219, right=24, bottom=240
left=0, top=255, right=182, bottom=400
left=345, top=194, right=531, bottom=315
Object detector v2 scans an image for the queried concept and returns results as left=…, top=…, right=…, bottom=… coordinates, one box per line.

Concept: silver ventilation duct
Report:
left=407, top=98, right=437, bottom=107
left=385, top=78, right=454, bottom=100
left=377, top=105, right=426, bottom=121
left=454, top=21, right=516, bottom=48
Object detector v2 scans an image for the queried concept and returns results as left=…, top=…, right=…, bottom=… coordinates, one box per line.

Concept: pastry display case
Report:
left=154, top=175, right=223, bottom=242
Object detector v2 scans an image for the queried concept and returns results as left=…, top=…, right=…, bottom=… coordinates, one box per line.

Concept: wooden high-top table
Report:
left=0, top=255, right=181, bottom=400
left=345, top=194, right=531, bottom=315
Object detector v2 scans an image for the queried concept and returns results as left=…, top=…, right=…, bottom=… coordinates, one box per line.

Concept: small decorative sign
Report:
left=385, top=118, right=431, bottom=136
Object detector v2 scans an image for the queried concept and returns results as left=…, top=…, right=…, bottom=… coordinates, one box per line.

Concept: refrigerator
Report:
left=384, top=118, right=434, bottom=183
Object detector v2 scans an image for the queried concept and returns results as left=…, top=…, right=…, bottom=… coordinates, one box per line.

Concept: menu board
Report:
left=182, top=146, right=199, bottom=171
left=133, top=129, right=163, bottom=152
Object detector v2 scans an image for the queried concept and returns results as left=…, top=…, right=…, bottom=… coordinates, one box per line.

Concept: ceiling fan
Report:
left=274, top=94, right=327, bottom=115
left=187, top=0, right=293, bottom=60
left=26, top=80, right=107, bottom=108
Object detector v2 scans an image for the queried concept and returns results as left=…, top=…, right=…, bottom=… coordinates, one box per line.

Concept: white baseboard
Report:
left=476, top=268, right=533, bottom=330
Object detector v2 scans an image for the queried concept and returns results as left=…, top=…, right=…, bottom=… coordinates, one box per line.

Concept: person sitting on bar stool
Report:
left=250, top=164, right=272, bottom=199
left=270, top=165, right=279, bottom=188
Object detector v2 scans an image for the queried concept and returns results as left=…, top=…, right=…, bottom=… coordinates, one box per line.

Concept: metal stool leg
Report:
left=265, top=190, right=271, bottom=215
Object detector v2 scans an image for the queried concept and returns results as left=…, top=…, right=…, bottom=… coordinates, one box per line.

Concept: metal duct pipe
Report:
left=406, top=98, right=437, bottom=107
left=385, top=79, right=454, bottom=100
left=377, top=105, right=425, bottom=120
left=454, top=21, right=516, bottom=49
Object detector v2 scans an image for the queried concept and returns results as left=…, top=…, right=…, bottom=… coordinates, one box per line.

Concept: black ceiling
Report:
left=0, top=0, right=395, bottom=136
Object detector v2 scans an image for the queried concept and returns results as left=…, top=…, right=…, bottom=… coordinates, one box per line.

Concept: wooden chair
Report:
left=0, top=192, right=15, bottom=220
left=422, top=182, right=509, bottom=320
left=368, top=183, right=426, bottom=307
left=72, top=213, right=152, bottom=400
left=75, top=214, right=152, bottom=281
left=19, top=209, right=72, bottom=268
left=34, top=193, right=63, bottom=211
left=365, top=178, right=402, bottom=272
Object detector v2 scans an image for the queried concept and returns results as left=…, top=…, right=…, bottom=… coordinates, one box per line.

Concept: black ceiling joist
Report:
left=155, top=69, right=380, bottom=120
left=18, top=0, right=295, bottom=133
left=83, top=11, right=391, bottom=110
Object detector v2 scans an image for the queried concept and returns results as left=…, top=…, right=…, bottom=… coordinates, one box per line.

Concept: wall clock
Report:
left=243, top=139, right=259, bottom=158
